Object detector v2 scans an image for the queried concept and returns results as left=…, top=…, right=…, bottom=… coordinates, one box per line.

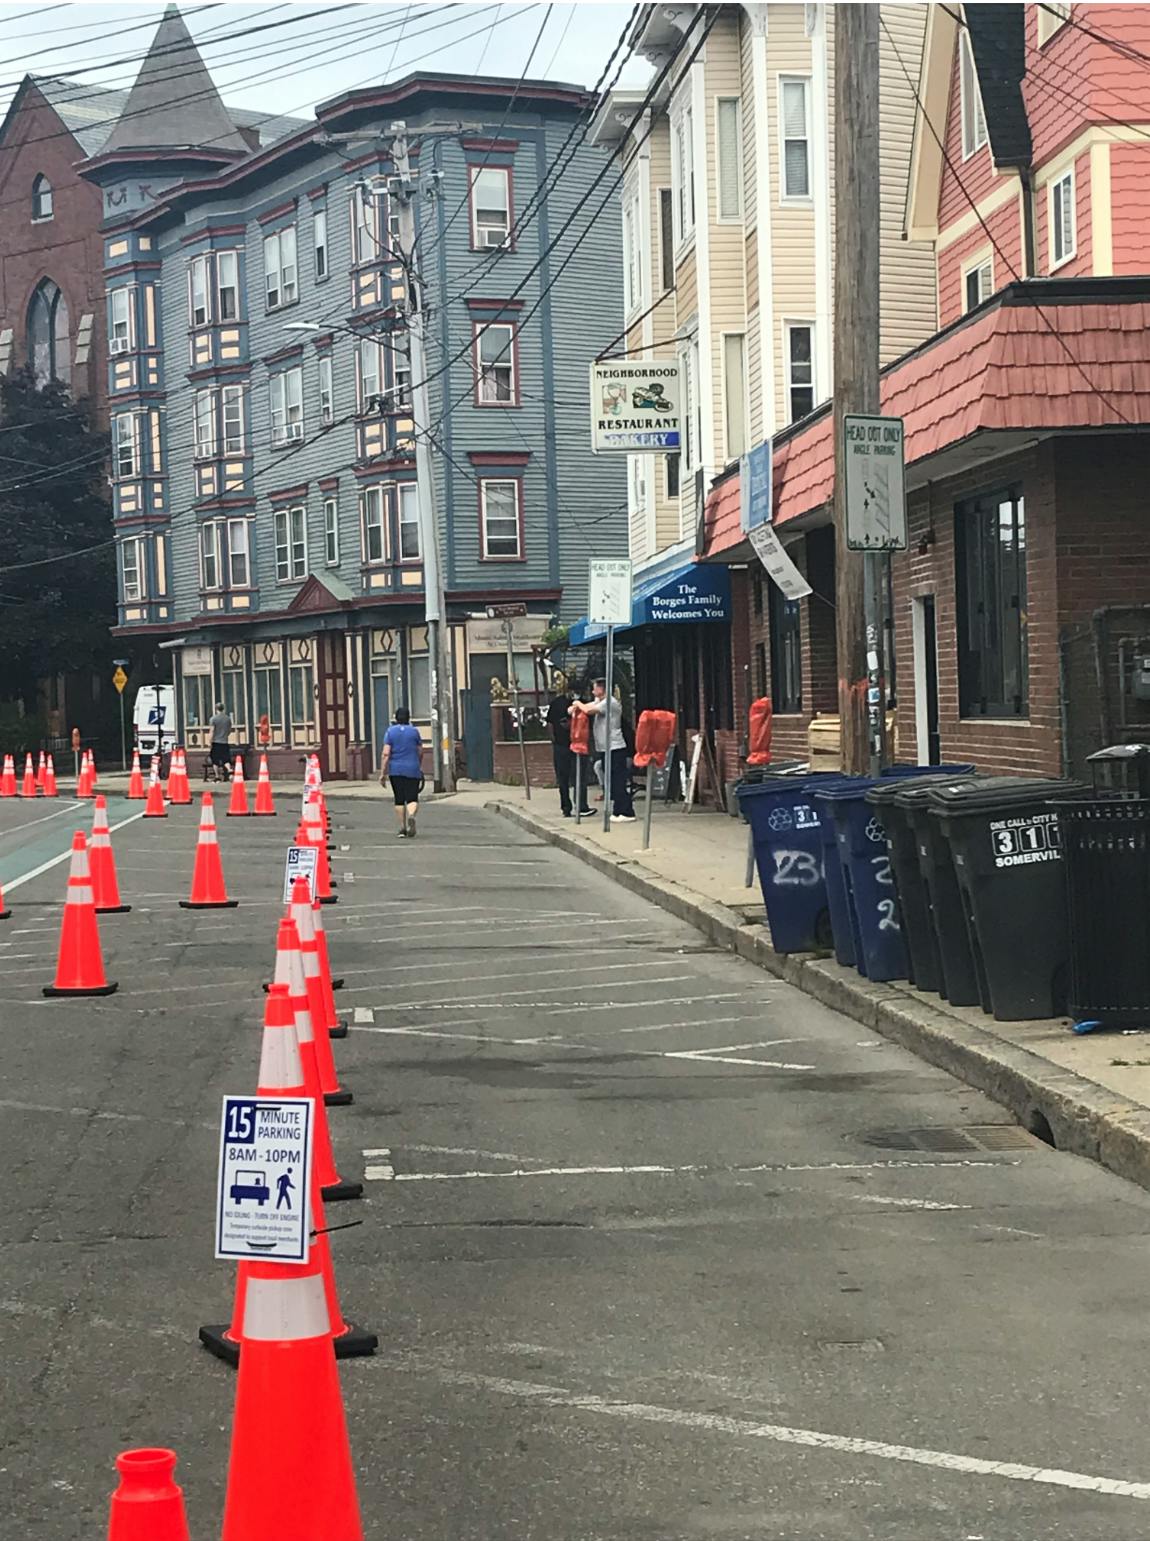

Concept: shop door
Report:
left=913, top=595, right=941, bottom=765
left=461, top=686, right=494, bottom=781
left=317, top=633, right=349, bottom=779
left=371, top=669, right=392, bottom=774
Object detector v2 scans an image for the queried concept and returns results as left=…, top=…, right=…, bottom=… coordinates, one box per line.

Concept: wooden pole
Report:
left=832, top=2, right=885, bottom=775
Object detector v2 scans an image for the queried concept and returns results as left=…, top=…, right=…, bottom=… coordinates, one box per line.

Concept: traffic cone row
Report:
left=165, top=746, right=192, bottom=805
left=126, top=748, right=145, bottom=799
left=19, top=752, right=35, bottom=798
left=43, top=755, right=57, bottom=798
left=76, top=749, right=95, bottom=798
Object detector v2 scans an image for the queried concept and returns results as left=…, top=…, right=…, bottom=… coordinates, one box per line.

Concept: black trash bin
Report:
left=1056, top=793, right=1150, bottom=1028
left=929, top=777, right=1082, bottom=1021
left=1087, top=742, right=1150, bottom=798
left=891, top=779, right=984, bottom=1005
left=867, top=774, right=980, bottom=992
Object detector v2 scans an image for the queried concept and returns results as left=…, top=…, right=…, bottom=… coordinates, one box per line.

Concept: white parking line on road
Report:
left=353, top=1007, right=375, bottom=1023
left=852, top=1194, right=973, bottom=1212
left=424, top=1369, right=1150, bottom=1501
left=4, top=807, right=148, bottom=894
left=372, top=1157, right=1020, bottom=1184
left=664, top=1043, right=815, bottom=1070
left=545, top=991, right=750, bottom=1017
left=0, top=800, right=83, bottom=836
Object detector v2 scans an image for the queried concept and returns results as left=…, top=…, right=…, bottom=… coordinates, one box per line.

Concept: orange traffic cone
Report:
left=142, top=760, right=167, bottom=817
left=35, top=750, right=46, bottom=791
left=19, top=752, right=36, bottom=798
left=284, top=899, right=359, bottom=1177
left=252, top=753, right=276, bottom=815
left=303, top=794, right=336, bottom=903
left=312, top=895, right=348, bottom=1037
left=89, top=750, right=98, bottom=788
left=106, top=1448, right=191, bottom=1541
left=76, top=750, right=94, bottom=798
left=90, top=795, right=130, bottom=914
left=179, top=793, right=236, bottom=909
left=226, top=755, right=250, bottom=816
left=127, top=748, right=145, bottom=800
left=199, top=981, right=375, bottom=1366
left=0, top=881, right=10, bottom=920
left=290, top=880, right=352, bottom=1108
left=42, top=754, right=58, bottom=798
left=166, top=747, right=192, bottom=806
left=42, top=832, right=117, bottom=997
left=0, top=753, right=14, bottom=796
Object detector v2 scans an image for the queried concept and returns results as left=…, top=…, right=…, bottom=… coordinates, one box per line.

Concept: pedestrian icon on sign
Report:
left=275, top=1171, right=296, bottom=1211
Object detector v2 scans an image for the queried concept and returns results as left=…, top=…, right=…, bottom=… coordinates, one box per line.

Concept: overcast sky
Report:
left=0, top=0, right=653, bottom=120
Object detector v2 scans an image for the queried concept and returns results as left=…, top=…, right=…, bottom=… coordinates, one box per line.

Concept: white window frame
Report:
left=671, top=95, right=696, bottom=245
left=783, top=320, right=816, bottom=424
left=1038, top=2, right=1070, bottom=45
left=221, top=385, right=245, bottom=454
left=274, top=505, right=307, bottom=581
left=109, top=286, right=134, bottom=350
left=398, top=481, right=420, bottom=560
left=392, top=346, right=412, bottom=410
left=716, top=96, right=744, bottom=221
left=960, top=32, right=988, bottom=160
left=356, top=340, right=382, bottom=411
left=779, top=76, right=813, bottom=201
left=270, top=366, right=304, bottom=445
left=623, top=185, right=644, bottom=313
left=188, top=254, right=210, bottom=327
left=227, top=517, right=250, bottom=588
left=113, top=412, right=140, bottom=478
left=351, top=184, right=381, bottom=265
left=193, top=389, right=216, bottom=460
left=324, top=497, right=339, bottom=566
left=216, top=250, right=239, bottom=322
left=721, top=330, right=748, bottom=463
left=264, top=225, right=298, bottom=310
left=120, top=536, right=144, bottom=602
left=470, top=166, right=511, bottom=248
left=1049, top=167, right=1076, bottom=269
left=362, top=485, right=387, bottom=564
left=678, top=338, right=697, bottom=475
left=962, top=250, right=994, bottom=313
left=314, top=206, right=328, bottom=280
left=629, top=455, right=648, bottom=517
left=475, top=322, right=518, bottom=406
left=318, top=354, right=334, bottom=426
left=199, top=521, right=221, bottom=591
left=480, top=478, right=522, bottom=561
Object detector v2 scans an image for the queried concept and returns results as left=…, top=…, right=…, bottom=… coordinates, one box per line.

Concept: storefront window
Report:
left=253, top=664, right=283, bottom=739
left=289, top=661, right=316, bottom=741
left=221, top=669, right=247, bottom=738
left=769, top=588, right=803, bottom=714
left=407, top=655, right=430, bottom=720
left=183, top=674, right=213, bottom=731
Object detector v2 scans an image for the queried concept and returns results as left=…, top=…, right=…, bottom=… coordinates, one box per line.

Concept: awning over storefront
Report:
left=568, top=561, right=731, bottom=646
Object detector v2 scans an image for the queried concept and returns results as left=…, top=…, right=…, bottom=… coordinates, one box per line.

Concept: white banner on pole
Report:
left=748, top=523, right=812, bottom=601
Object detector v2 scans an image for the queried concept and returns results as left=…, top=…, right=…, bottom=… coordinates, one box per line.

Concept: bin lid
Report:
left=811, top=777, right=878, bottom=804
left=1087, top=743, right=1150, bottom=762
left=866, top=773, right=980, bottom=809
left=735, top=771, right=852, bottom=802
left=925, top=775, right=1082, bottom=815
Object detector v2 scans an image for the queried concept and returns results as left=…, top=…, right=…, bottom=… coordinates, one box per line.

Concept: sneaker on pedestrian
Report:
left=407, top=819, right=417, bottom=838
left=614, top=814, right=636, bottom=822
left=397, top=828, right=407, bottom=838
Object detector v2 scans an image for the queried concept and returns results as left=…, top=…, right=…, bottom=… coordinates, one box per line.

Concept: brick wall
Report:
left=0, top=86, right=106, bottom=416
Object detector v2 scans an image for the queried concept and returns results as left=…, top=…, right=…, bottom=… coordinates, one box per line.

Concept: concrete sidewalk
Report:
left=461, top=780, right=1150, bottom=1196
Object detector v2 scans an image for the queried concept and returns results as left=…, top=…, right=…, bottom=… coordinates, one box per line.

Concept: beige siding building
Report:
left=592, top=2, right=937, bottom=582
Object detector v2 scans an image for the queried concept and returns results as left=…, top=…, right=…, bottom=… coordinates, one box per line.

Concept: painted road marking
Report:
left=664, top=1042, right=816, bottom=1070
left=363, top=1147, right=394, bottom=1181
left=852, top=1194, right=973, bottom=1212
left=0, top=801, right=83, bottom=836
left=421, top=1370, right=1150, bottom=1502
left=368, top=1157, right=1021, bottom=1184
left=4, top=807, right=148, bottom=894
left=353, top=1007, right=375, bottom=1024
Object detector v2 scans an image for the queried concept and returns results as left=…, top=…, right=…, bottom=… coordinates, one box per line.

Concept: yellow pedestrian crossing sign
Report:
left=112, top=667, right=128, bottom=694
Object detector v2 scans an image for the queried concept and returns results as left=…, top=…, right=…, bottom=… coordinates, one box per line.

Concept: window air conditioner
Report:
left=483, top=228, right=506, bottom=248
left=110, top=337, right=131, bottom=355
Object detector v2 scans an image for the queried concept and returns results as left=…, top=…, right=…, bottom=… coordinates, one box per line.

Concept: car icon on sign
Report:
left=230, top=1169, right=270, bottom=1206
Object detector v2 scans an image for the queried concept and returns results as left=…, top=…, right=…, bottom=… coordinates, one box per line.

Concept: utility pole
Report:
left=389, top=120, right=456, bottom=793
left=832, top=3, right=886, bottom=775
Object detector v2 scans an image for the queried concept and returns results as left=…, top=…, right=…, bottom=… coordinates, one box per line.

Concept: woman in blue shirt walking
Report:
left=379, top=707, right=425, bottom=837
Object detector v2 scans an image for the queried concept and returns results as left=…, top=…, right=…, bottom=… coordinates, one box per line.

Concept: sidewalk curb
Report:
left=490, top=799, right=1150, bottom=1196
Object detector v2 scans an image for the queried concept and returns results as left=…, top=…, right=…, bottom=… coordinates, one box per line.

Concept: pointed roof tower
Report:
left=96, top=2, right=248, bottom=161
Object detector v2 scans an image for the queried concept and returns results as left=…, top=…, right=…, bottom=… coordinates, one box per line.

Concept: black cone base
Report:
left=198, top=1323, right=239, bottom=1367
left=199, top=1319, right=377, bottom=1366
left=0, top=909, right=10, bottom=920
left=322, top=1177, right=364, bottom=1202
left=331, top=977, right=345, bottom=990
left=179, top=898, right=239, bottom=909
left=324, top=1087, right=353, bottom=1107
left=319, top=894, right=338, bottom=905
left=329, top=1020, right=348, bottom=1039
left=43, top=980, right=118, bottom=997
left=95, top=904, right=132, bottom=915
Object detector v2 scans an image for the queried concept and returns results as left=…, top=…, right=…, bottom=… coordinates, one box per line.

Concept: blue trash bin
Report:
left=736, top=774, right=848, bottom=953
left=814, top=778, right=867, bottom=968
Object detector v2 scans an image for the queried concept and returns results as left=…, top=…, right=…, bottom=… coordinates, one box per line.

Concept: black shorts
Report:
left=209, top=742, right=231, bottom=767
left=390, top=774, right=421, bottom=806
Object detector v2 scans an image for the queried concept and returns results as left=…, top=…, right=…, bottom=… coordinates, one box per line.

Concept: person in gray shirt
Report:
left=209, top=703, right=233, bottom=779
left=569, top=678, right=634, bottom=820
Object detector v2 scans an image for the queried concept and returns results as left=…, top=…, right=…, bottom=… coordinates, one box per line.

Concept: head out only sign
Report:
left=843, top=414, right=908, bottom=551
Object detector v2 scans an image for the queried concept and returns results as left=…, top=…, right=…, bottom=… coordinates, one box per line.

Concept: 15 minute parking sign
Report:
left=215, top=1096, right=314, bottom=1264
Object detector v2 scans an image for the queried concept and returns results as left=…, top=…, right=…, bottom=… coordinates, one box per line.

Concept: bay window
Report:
left=362, top=485, right=387, bottom=563
left=398, top=481, right=420, bottom=559
left=199, top=521, right=221, bottom=590
left=227, top=518, right=250, bottom=588
left=120, top=537, right=144, bottom=602
left=193, top=390, right=216, bottom=459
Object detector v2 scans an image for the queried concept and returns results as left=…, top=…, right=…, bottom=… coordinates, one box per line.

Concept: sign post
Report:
left=112, top=661, right=129, bottom=770
left=588, top=559, right=632, bottom=833
left=216, top=1095, right=314, bottom=1264
left=487, top=603, right=530, bottom=800
left=844, top=415, right=907, bottom=776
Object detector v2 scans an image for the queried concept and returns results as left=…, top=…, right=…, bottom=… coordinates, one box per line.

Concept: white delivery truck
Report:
left=133, top=684, right=176, bottom=767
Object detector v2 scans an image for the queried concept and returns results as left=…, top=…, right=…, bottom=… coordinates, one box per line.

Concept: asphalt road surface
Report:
left=3, top=789, right=1150, bottom=1540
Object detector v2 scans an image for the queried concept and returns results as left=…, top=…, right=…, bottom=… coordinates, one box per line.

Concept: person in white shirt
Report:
left=569, top=679, right=635, bottom=821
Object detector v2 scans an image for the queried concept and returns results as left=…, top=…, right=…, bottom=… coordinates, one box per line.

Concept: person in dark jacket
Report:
left=545, top=675, right=591, bottom=817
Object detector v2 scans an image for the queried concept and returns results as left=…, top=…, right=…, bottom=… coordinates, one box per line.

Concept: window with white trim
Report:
left=784, top=322, right=816, bottom=422
left=270, top=366, right=304, bottom=445
left=392, top=345, right=412, bottom=410
left=480, top=478, right=521, bottom=559
left=227, top=518, right=250, bottom=588
left=398, top=482, right=420, bottom=559
left=31, top=173, right=52, bottom=222
left=960, top=33, right=988, bottom=159
left=217, top=251, right=239, bottom=321
left=193, top=390, right=216, bottom=459
left=113, top=412, right=140, bottom=478
left=120, top=537, right=144, bottom=602
left=362, top=485, right=387, bottom=563
left=109, top=286, right=134, bottom=350
left=222, top=385, right=245, bottom=454
left=1038, top=2, right=1070, bottom=45
left=717, top=98, right=743, bottom=220
left=671, top=99, right=695, bottom=242
left=963, top=255, right=993, bottom=313
left=319, top=354, right=334, bottom=425
left=189, top=255, right=210, bottom=326
left=629, top=456, right=647, bottom=516
left=314, top=206, right=328, bottom=280
left=274, top=505, right=307, bottom=581
left=1050, top=168, right=1076, bottom=267
left=356, top=340, right=382, bottom=410
left=475, top=322, right=517, bottom=405
left=324, top=497, right=339, bottom=565
left=199, top=521, right=221, bottom=590
left=679, top=338, right=698, bottom=473
left=470, top=167, right=511, bottom=248
left=623, top=187, right=643, bottom=312
left=263, top=225, right=298, bottom=309
left=722, top=332, right=748, bottom=462
left=351, top=184, right=380, bottom=264
left=780, top=77, right=812, bottom=199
